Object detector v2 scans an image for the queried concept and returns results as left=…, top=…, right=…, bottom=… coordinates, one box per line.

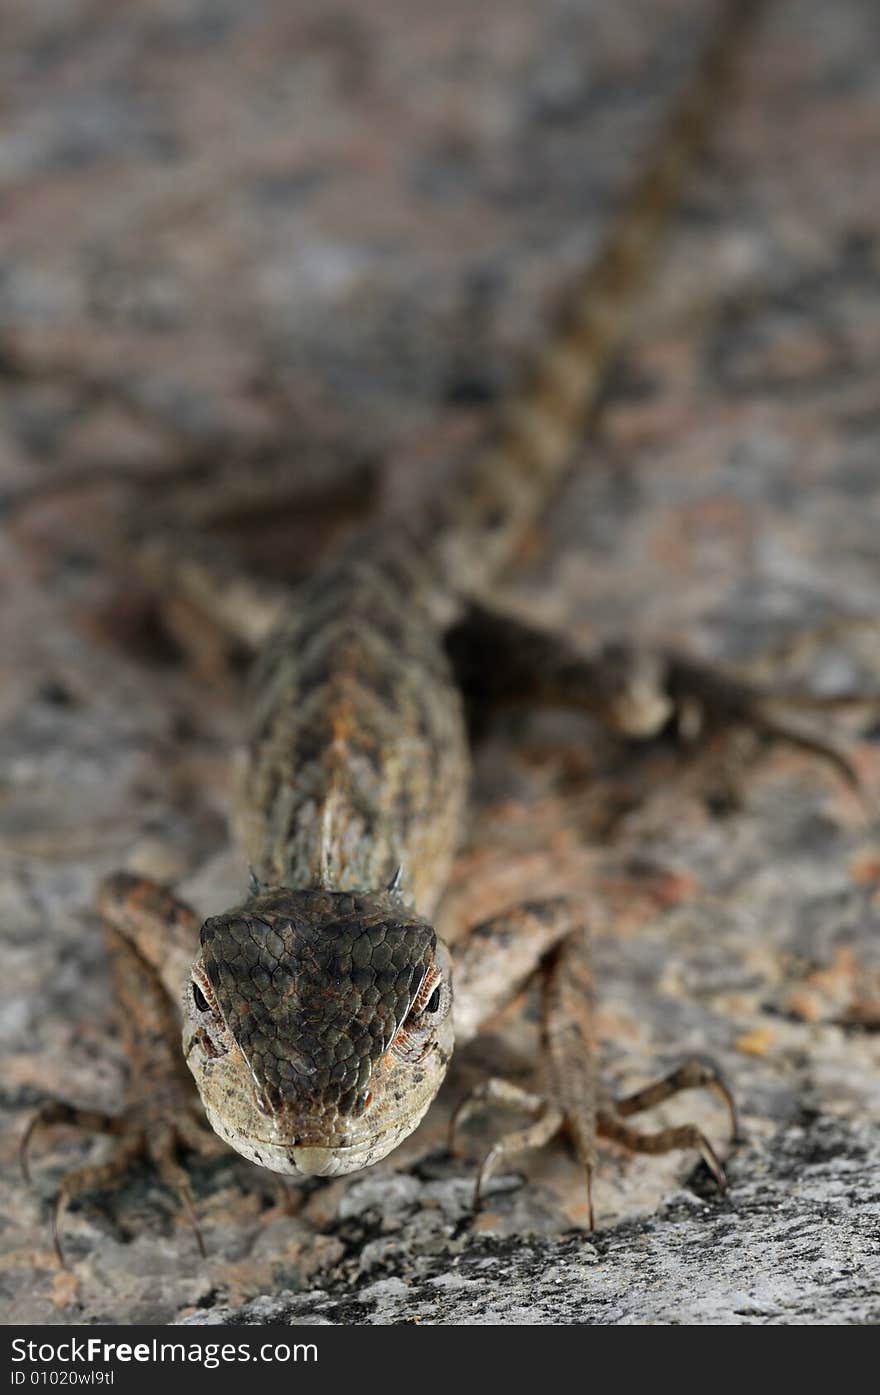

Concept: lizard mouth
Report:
left=200, top=1087, right=436, bottom=1176
left=289, top=1146, right=344, bottom=1176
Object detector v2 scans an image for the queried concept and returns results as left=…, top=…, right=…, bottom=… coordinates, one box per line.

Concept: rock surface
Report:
left=184, top=1119, right=880, bottom=1326
left=2, top=0, right=880, bottom=1325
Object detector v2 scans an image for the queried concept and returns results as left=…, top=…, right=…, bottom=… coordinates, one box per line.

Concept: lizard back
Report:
left=237, top=525, right=468, bottom=916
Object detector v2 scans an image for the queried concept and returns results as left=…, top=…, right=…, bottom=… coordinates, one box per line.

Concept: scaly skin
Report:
left=237, top=527, right=468, bottom=914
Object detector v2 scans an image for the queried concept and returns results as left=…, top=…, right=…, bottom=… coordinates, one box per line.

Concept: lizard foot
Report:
left=449, top=1079, right=566, bottom=1208
left=451, top=1055, right=736, bottom=1229
left=22, top=872, right=229, bottom=1266
left=596, top=1055, right=737, bottom=1194
left=446, top=602, right=872, bottom=801
left=595, top=641, right=870, bottom=801
left=21, top=1096, right=222, bottom=1266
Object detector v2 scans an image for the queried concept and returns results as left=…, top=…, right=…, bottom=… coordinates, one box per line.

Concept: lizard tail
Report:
left=425, top=0, right=764, bottom=594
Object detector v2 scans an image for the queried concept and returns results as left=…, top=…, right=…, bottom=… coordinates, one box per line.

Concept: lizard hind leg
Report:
left=446, top=601, right=869, bottom=801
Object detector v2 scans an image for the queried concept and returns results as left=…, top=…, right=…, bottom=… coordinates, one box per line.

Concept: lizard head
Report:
left=182, top=886, right=453, bottom=1176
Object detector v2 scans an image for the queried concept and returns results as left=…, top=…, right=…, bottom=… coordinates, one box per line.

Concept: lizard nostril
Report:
left=354, top=1090, right=373, bottom=1116
left=255, top=1088, right=278, bottom=1115
left=196, top=1028, right=219, bottom=1059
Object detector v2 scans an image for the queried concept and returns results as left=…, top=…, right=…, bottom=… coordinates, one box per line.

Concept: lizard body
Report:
left=28, top=0, right=827, bottom=1253
left=180, top=0, right=762, bottom=1182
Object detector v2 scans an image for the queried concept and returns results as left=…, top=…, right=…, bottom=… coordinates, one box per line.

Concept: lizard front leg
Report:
left=449, top=899, right=735, bottom=1226
left=446, top=600, right=867, bottom=794
left=22, top=875, right=222, bottom=1264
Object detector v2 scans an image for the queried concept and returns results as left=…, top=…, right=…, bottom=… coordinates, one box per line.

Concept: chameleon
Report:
left=22, top=0, right=858, bottom=1262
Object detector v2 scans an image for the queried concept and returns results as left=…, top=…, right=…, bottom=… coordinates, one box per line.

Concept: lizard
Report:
left=22, top=0, right=860, bottom=1264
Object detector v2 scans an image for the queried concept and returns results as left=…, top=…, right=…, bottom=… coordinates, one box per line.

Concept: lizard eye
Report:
left=186, top=964, right=231, bottom=1060
left=406, top=967, right=444, bottom=1024
left=393, top=969, right=448, bottom=1061
left=190, top=965, right=221, bottom=1018
left=389, top=941, right=452, bottom=1061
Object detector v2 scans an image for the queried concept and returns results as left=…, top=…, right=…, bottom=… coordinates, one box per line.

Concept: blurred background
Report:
left=2, top=0, right=880, bottom=1324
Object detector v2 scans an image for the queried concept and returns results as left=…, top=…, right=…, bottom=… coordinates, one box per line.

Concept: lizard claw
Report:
left=450, top=1078, right=565, bottom=1210
left=660, top=650, right=872, bottom=805
left=23, top=1096, right=216, bottom=1265
left=20, top=1101, right=124, bottom=1186
left=595, top=641, right=871, bottom=802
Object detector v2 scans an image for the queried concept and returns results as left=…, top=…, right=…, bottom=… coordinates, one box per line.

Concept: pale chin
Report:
left=201, top=1097, right=434, bottom=1177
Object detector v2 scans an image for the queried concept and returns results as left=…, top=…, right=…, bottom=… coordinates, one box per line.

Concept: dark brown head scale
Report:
left=199, top=887, right=436, bottom=1122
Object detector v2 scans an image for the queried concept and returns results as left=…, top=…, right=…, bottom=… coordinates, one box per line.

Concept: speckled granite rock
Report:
left=183, top=1118, right=880, bottom=1325
left=2, top=0, right=880, bottom=1325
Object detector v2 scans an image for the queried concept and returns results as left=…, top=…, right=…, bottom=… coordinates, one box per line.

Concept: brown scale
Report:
left=201, top=889, right=435, bottom=1113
